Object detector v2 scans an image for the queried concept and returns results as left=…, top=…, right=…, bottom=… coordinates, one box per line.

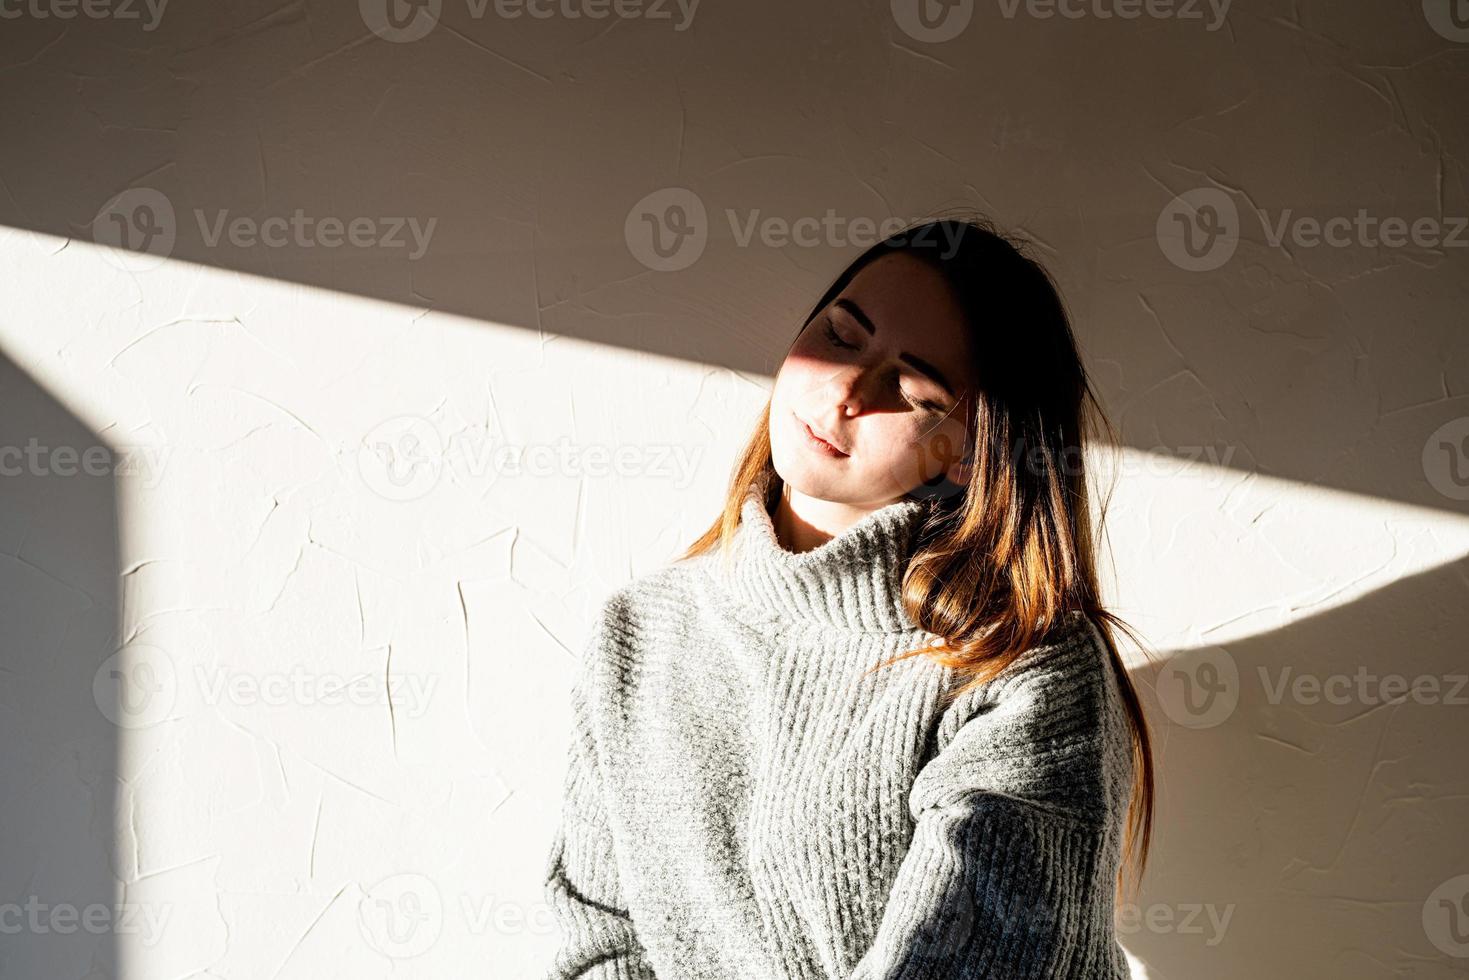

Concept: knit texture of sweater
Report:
left=541, top=476, right=1137, bottom=979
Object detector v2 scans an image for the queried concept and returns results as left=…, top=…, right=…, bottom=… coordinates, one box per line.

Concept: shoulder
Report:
left=573, top=561, right=705, bottom=693
left=586, top=562, right=703, bottom=647
left=1004, top=609, right=1111, bottom=683
left=911, top=612, right=1133, bottom=825
left=992, top=611, right=1124, bottom=726
left=933, top=611, right=1115, bottom=728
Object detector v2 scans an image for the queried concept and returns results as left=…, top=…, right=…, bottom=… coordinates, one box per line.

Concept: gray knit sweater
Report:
left=541, top=480, right=1136, bottom=979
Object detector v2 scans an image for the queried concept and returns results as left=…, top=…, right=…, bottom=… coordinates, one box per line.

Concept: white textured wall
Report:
left=2, top=2, right=1467, bottom=978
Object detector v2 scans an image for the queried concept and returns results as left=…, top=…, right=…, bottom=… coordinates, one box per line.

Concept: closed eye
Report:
left=824, top=322, right=858, bottom=351
left=827, top=320, right=947, bottom=413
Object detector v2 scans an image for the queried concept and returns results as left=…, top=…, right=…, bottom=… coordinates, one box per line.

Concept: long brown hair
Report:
left=676, top=212, right=1156, bottom=906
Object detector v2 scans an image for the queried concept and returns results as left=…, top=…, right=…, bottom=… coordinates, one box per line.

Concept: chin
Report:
left=770, top=456, right=849, bottom=502
left=768, top=449, right=815, bottom=490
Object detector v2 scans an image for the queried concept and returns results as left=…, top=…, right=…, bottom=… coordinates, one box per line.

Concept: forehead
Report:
left=834, top=252, right=973, bottom=383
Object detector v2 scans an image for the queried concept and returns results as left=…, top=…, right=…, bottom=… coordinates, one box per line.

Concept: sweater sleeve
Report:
left=847, top=619, right=1131, bottom=980
left=541, top=616, right=659, bottom=980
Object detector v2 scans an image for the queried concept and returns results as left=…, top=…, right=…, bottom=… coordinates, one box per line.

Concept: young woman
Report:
left=542, top=215, right=1155, bottom=979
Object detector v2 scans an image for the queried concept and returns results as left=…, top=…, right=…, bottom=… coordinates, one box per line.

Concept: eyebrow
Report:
left=831, top=298, right=957, bottom=398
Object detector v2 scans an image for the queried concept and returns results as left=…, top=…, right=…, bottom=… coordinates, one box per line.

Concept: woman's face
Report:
left=770, top=251, right=975, bottom=508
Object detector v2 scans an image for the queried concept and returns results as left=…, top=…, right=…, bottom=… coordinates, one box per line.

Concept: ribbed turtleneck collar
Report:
left=707, top=474, right=935, bottom=634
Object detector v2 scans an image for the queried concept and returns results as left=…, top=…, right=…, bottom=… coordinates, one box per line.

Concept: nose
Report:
left=818, top=363, right=875, bottom=416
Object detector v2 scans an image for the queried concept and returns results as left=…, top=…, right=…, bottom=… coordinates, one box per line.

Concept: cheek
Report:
left=860, top=417, right=926, bottom=461
left=772, top=352, right=823, bottom=401
left=786, top=323, right=844, bottom=371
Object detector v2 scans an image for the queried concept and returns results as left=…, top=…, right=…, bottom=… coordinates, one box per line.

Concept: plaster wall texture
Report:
left=1, top=1, right=1467, bottom=977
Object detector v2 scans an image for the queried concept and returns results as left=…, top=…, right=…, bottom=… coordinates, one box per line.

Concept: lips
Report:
left=797, top=415, right=849, bottom=456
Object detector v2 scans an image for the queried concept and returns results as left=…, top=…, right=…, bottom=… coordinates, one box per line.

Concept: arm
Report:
left=849, top=619, right=1132, bottom=980
left=541, top=617, right=659, bottom=980
left=846, top=790, right=1112, bottom=979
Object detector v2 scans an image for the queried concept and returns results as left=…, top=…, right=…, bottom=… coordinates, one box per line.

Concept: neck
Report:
left=705, top=471, right=935, bottom=634
left=770, top=484, right=911, bottom=555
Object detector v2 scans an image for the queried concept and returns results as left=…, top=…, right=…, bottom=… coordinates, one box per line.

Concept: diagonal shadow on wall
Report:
left=1, top=0, right=1465, bottom=516
left=1121, top=554, right=1469, bottom=976
left=3, top=1, right=1468, bottom=977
